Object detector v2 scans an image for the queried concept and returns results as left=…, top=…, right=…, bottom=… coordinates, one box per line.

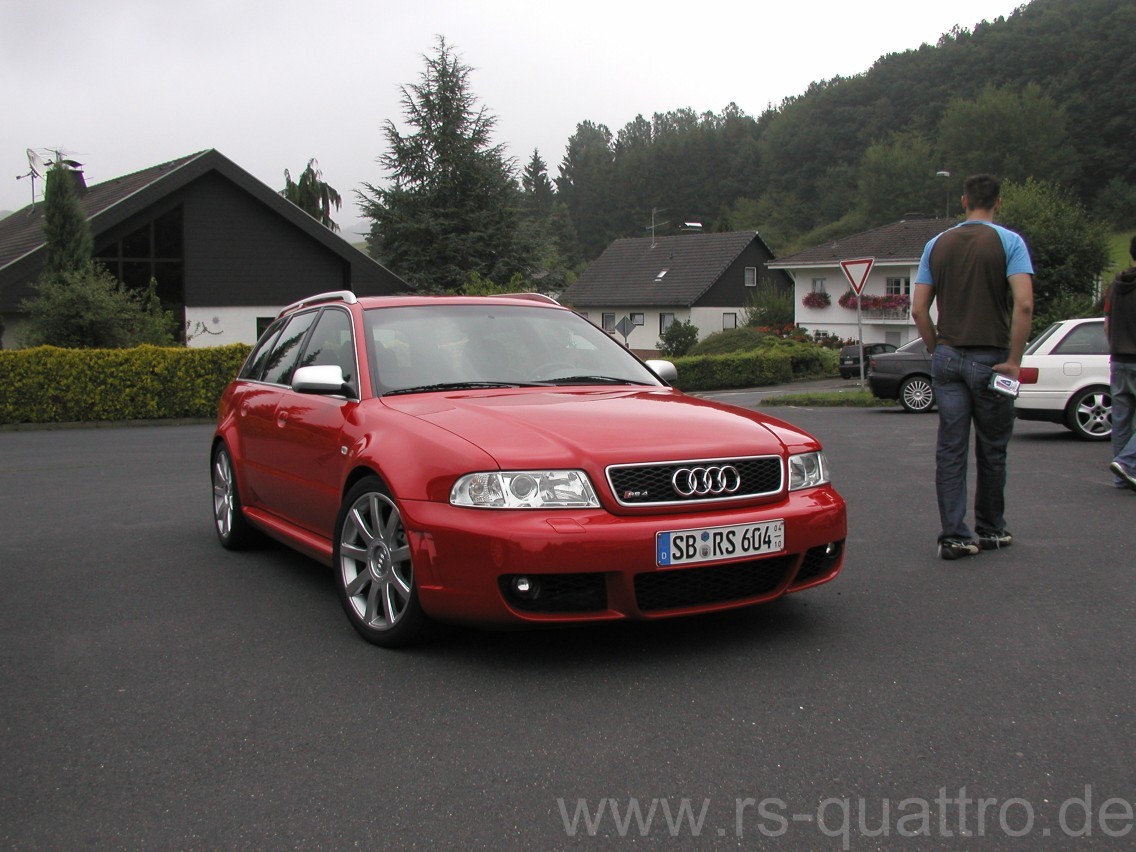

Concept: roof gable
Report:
left=0, top=150, right=405, bottom=290
left=563, top=231, right=769, bottom=307
left=769, top=218, right=952, bottom=269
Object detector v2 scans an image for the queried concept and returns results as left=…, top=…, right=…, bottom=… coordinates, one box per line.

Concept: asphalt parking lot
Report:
left=2, top=406, right=1134, bottom=848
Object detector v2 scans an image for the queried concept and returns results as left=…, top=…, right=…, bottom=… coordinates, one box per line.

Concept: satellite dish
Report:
left=26, top=148, right=45, bottom=178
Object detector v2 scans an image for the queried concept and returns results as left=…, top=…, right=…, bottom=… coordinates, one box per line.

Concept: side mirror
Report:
left=292, top=364, right=348, bottom=395
left=645, top=359, right=678, bottom=384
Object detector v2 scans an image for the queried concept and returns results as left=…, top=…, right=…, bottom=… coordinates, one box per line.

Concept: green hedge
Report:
left=669, top=341, right=838, bottom=392
left=0, top=344, right=251, bottom=425
left=0, top=339, right=838, bottom=424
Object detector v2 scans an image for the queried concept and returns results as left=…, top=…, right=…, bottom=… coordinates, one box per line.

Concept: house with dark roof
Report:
left=560, top=231, right=792, bottom=353
left=768, top=217, right=950, bottom=347
left=0, top=149, right=409, bottom=348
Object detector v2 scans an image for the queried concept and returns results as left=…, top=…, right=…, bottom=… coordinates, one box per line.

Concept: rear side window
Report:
left=240, top=319, right=286, bottom=380
left=260, top=311, right=319, bottom=386
left=1052, top=322, right=1107, bottom=356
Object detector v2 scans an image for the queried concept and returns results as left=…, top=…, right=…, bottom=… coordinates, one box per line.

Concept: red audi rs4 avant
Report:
left=211, top=292, right=847, bottom=646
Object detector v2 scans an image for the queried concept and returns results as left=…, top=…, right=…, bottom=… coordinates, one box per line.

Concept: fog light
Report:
left=511, top=576, right=539, bottom=599
left=825, top=542, right=838, bottom=556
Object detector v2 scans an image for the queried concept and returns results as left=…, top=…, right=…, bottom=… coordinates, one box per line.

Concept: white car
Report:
left=1015, top=317, right=1111, bottom=441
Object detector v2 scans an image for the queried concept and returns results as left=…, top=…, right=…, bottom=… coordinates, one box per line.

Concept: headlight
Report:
left=450, top=470, right=600, bottom=508
left=788, top=451, right=830, bottom=491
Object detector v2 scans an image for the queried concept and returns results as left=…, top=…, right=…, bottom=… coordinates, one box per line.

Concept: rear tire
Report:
left=899, top=376, right=935, bottom=413
left=211, top=443, right=258, bottom=549
left=1065, top=386, right=1111, bottom=441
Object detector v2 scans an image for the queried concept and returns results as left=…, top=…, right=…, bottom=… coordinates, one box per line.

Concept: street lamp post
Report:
left=936, top=170, right=951, bottom=219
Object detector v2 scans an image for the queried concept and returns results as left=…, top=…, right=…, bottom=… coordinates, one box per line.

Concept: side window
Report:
left=240, top=319, right=286, bottom=380
left=261, top=311, right=318, bottom=386
left=299, top=308, right=357, bottom=395
left=1053, top=322, right=1108, bottom=355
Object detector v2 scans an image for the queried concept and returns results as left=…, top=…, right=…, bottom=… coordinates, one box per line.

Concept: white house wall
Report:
left=790, top=265, right=933, bottom=348
left=185, top=306, right=277, bottom=348
left=578, top=306, right=743, bottom=350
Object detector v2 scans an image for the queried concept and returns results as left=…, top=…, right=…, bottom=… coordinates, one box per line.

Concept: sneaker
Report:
left=977, top=530, right=1013, bottom=550
left=938, top=539, right=980, bottom=560
left=1109, top=461, right=1136, bottom=493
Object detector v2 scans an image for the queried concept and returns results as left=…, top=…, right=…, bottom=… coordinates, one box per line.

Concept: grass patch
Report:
left=760, top=390, right=896, bottom=408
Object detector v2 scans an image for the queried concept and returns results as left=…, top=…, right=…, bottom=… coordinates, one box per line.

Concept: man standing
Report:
left=911, top=174, right=1035, bottom=560
left=1105, top=236, right=1136, bottom=491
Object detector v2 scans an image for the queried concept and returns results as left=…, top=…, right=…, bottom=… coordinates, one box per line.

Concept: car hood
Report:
left=381, top=387, right=816, bottom=468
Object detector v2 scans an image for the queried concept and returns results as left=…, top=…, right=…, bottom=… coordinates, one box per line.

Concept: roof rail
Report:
left=277, top=290, right=358, bottom=317
left=497, top=292, right=560, bottom=305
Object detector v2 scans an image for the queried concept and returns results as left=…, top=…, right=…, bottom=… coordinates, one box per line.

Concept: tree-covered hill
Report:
left=546, top=0, right=1135, bottom=261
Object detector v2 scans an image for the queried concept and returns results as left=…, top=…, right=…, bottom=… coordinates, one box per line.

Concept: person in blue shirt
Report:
left=911, top=174, right=1035, bottom=560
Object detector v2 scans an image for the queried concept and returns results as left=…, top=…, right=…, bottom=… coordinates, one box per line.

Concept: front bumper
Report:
left=400, top=487, right=847, bottom=626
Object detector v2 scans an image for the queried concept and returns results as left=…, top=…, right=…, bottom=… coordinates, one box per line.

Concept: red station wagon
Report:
left=211, top=292, right=847, bottom=646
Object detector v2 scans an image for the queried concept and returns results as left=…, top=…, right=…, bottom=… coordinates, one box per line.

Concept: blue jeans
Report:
left=931, top=345, right=1016, bottom=542
left=1111, top=361, right=1136, bottom=482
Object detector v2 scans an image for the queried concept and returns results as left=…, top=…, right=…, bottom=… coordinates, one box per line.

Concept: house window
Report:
left=745, top=267, right=757, bottom=287
left=95, top=205, right=185, bottom=309
left=812, top=278, right=827, bottom=294
left=660, top=313, right=676, bottom=334
left=887, top=277, right=910, bottom=296
left=655, top=269, right=669, bottom=282
left=723, top=313, right=737, bottom=330
left=602, top=313, right=616, bottom=332
left=630, top=313, right=645, bottom=326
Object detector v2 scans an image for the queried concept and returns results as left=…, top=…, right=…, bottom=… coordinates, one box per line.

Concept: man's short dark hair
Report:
left=964, top=174, right=1001, bottom=211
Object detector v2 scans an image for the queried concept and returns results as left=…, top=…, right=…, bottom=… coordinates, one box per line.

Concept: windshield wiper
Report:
left=541, top=375, right=651, bottom=386
left=384, top=381, right=531, bottom=396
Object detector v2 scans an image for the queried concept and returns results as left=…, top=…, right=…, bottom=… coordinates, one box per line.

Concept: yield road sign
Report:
left=840, top=257, right=875, bottom=295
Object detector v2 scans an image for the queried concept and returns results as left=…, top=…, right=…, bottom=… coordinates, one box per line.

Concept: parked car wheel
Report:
left=899, top=376, right=935, bottom=413
left=1064, top=385, right=1111, bottom=441
left=211, top=443, right=257, bottom=549
left=334, top=477, right=433, bottom=647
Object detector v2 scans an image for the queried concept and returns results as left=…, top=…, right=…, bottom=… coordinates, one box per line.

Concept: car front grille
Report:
left=634, top=555, right=795, bottom=612
left=607, top=456, right=782, bottom=507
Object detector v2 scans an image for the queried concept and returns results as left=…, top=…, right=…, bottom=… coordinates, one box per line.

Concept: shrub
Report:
left=657, top=319, right=700, bottom=357
left=20, top=268, right=179, bottom=348
left=689, top=327, right=768, bottom=355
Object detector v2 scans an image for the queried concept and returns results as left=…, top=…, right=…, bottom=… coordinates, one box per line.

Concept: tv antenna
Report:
left=17, top=148, right=46, bottom=209
left=645, top=207, right=668, bottom=248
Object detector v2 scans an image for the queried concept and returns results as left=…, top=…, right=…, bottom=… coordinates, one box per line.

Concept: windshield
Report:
left=363, top=304, right=664, bottom=395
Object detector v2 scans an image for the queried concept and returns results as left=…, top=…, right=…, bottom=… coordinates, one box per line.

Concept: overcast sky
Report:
left=3, top=0, right=1026, bottom=235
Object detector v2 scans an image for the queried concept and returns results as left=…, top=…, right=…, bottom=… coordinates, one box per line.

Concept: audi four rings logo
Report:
left=671, top=465, right=742, bottom=496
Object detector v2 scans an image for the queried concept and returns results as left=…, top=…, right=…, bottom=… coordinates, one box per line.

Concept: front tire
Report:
left=1065, top=386, right=1111, bottom=441
left=899, top=376, right=935, bottom=413
left=333, top=476, right=434, bottom=647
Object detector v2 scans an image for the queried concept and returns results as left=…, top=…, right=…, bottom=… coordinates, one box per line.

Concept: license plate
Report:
left=656, top=520, right=785, bottom=567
